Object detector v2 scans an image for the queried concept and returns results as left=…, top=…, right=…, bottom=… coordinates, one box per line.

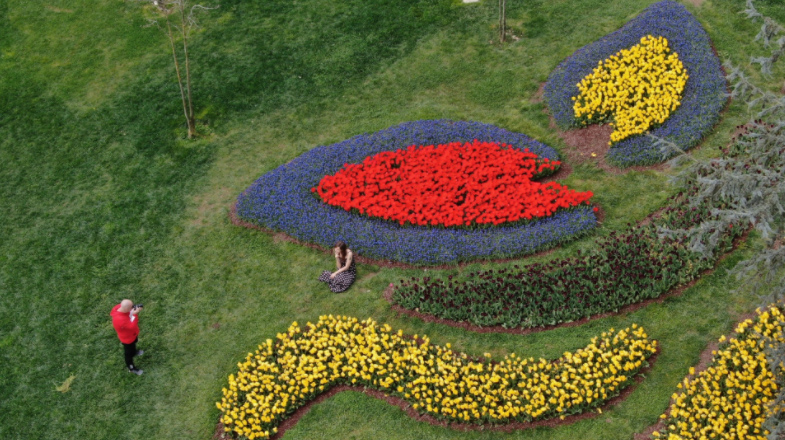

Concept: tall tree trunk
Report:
left=499, top=0, right=506, bottom=43
left=166, top=18, right=193, bottom=139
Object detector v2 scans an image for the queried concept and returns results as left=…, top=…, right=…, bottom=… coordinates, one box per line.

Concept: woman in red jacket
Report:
left=110, top=299, right=145, bottom=375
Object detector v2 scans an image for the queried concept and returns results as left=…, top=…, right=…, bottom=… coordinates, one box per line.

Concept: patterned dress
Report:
left=319, top=253, right=356, bottom=293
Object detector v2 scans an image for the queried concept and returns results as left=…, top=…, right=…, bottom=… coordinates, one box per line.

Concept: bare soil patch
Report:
left=272, top=232, right=290, bottom=245
left=554, top=123, right=672, bottom=175
left=548, top=111, right=668, bottom=175
left=559, top=123, right=615, bottom=162
left=533, top=82, right=669, bottom=175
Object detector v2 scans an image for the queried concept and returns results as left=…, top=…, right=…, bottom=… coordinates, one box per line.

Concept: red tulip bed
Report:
left=312, top=140, right=594, bottom=228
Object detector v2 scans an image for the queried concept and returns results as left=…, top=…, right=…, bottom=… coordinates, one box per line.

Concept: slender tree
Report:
left=499, top=0, right=507, bottom=43
left=135, top=0, right=217, bottom=139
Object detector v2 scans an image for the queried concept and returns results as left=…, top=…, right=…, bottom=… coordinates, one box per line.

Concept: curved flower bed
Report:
left=217, top=315, right=657, bottom=439
left=544, top=0, right=726, bottom=167
left=653, top=306, right=784, bottom=440
left=236, top=120, right=598, bottom=265
left=313, top=140, right=593, bottom=227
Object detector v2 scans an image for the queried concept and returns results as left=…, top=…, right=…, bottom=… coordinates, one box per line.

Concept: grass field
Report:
left=1, top=0, right=784, bottom=439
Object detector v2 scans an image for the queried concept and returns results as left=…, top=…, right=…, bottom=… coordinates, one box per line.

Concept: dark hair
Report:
left=334, top=241, right=347, bottom=260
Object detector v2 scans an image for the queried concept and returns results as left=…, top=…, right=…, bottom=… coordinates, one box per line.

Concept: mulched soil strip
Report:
left=213, top=348, right=659, bottom=440
left=383, top=228, right=750, bottom=335
left=631, top=310, right=759, bottom=440
left=228, top=201, right=603, bottom=271
left=549, top=116, right=670, bottom=175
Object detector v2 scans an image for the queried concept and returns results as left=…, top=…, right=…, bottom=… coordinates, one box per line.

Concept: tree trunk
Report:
left=499, top=0, right=506, bottom=43
left=166, top=18, right=193, bottom=139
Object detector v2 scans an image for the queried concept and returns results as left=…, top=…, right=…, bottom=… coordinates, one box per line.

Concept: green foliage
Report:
left=742, top=0, right=785, bottom=77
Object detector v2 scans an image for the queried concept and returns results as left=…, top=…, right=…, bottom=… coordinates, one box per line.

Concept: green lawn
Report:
left=0, top=0, right=783, bottom=439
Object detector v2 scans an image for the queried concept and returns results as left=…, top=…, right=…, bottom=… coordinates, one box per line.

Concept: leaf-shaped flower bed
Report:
left=544, top=0, right=726, bottom=167
left=312, top=140, right=594, bottom=227
left=236, top=120, right=598, bottom=265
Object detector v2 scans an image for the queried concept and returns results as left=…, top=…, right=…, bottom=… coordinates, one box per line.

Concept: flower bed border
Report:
left=228, top=202, right=602, bottom=270
left=544, top=0, right=727, bottom=167
left=234, top=120, right=598, bottom=265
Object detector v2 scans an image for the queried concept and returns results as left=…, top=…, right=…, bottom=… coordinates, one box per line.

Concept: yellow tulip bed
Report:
left=217, top=315, right=658, bottom=439
left=572, top=35, right=688, bottom=145
left=654, top=306, right=785, bottom=440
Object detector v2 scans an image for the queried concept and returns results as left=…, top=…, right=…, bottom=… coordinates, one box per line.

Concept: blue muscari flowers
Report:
left=544, top=0, right=726, bottom=167
left=236, top=120, right=598, bottom=265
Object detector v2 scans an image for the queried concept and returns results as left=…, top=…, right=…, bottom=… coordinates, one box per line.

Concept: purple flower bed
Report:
left=236, top=120, right=598, bottom=265
left=544, top=0, right=726, bottom=167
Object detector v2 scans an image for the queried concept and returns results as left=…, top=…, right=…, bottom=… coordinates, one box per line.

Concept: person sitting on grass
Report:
left=318, top=241, right=356, bottom=293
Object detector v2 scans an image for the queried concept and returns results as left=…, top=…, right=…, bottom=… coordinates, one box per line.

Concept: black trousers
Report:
left=122, top=337, right=138, bottom=370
